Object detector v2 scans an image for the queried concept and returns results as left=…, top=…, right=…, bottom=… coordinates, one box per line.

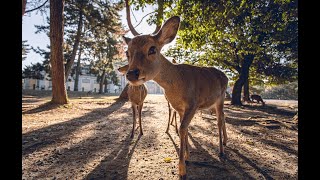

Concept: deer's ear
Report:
left=118, top=64, right=129, bottom=74
left=123, top=36, right=131, bottom=45
left=154, top=16, right=180, bottom=45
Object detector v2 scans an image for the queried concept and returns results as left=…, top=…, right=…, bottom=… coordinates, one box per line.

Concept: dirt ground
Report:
left=22, top=90, right=298, bottom=180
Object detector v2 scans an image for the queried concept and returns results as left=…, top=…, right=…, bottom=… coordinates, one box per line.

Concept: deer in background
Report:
left=251, top=94, right=265, bottom=106
left=118, top=65, right=148, bottom=138
left=124, top=6, right=228, bottom=178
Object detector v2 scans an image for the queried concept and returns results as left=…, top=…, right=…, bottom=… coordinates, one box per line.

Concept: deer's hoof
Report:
left=219, top=152, right=225, bottom=157
left=179, top=174, right=187, bottom=180
left=223, top=141, right=227, bottom=146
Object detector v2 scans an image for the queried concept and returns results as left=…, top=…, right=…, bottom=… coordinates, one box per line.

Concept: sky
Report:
left=22, top=4, right=168, bottom=69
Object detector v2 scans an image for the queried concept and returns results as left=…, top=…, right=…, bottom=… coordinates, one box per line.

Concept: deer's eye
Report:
left=148, top=46, right=156, bottom=55
left=125, top=51, right=129, bottom=57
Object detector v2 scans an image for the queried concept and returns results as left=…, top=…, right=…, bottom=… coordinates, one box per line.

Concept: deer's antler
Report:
left=125, top=0, right=140, bottom=36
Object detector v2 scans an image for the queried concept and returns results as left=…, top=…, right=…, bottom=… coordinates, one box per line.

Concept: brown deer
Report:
left=118, top=65, right=148, bottom=138
left=251, top=94, right=265, bottom=106
left=123, top=12, right=228, bottom=178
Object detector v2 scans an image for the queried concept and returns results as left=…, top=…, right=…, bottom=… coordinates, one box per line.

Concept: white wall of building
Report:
left=23, top=67, right=164, bottom=94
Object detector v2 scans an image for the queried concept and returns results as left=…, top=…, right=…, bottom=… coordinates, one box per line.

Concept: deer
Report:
left=123, top=10, right=228, bottom=179
left=118, top=65, right=148, bottom=138
left=250, top=94, right=265, bottom=106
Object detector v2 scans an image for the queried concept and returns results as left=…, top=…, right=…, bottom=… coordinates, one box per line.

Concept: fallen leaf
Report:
left=246, top=141, right=254, bottom=145
left=164, top=157, right=172, bottom=163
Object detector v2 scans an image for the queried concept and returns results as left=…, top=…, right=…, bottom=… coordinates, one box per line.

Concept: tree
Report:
left=89, top=36, right=122, bottom=94
left=50, top=0, right=68, bottom=104
left=169, top=0, right=297, bottom=105
left=22, top=62, right=45, bottom=79
left=64, top=0, right=84, bottom=79
left=23, top=0, right=27, bottom=16
left=73, top=43, right=82, bottom=91
left=34, top=0, right=124, bottom=80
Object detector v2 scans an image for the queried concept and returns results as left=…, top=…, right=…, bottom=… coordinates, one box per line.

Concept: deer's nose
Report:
left=126, top=69, right=140, bottom=81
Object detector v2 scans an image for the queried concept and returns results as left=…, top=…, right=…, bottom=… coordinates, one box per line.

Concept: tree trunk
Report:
left=99, top=70, right=106, bottom=94
left=64, top=4, right=83, bottom=79
left=50, top=0, right=68, bottom=104
left=104, top=78, right=108, bottom=93
left=119, top=83, right=129, bottom=100
left=243, top=79, right=250, bottom=101
left=74, top=44, right=82, bottom=91
left=22, top=0, right=27, bottom=16
left=231, top=54, right=254, bottom=105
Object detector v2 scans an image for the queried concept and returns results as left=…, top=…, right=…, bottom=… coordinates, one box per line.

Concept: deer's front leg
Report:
left=131, top=104, right=137, bottom=138
left=178, top=107, right=196, bottom=179
left=138, top=103, right=143, bottom=135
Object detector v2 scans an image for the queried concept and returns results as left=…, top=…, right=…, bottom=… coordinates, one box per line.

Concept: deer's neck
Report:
left=153, top=55, right=178, bottom=91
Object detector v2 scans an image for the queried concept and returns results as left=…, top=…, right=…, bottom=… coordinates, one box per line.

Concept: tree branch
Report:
left=25, top=0, right=49, bottom=13
left=223, top=60, right=241, bottom=73
left=133, top=11, right=156, bottom=29
left=131, top=7, right=138, bottom=22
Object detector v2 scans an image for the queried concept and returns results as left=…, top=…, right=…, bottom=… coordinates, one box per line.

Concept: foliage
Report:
left=22, top=40, right=31, bottom=61
left=166, top=0, right=297, bottom=85
left=22, top=62, right=46, bottom=79
left=89, top=36, right=122, bottom=86
left=261, top=81, right=298, bottom=100
left=33, top=0, right=125, bottom=74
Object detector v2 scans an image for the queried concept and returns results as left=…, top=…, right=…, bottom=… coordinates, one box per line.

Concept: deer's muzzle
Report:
left=126, top=69, right=140, bottom=81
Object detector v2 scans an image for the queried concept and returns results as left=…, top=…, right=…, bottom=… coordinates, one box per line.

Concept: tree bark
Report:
left=231, top=54, right=254, bottom=105
left=50, top=0, right=68, bottom=104
left=65, top=3, right=83, bottom=79
left=99, top=70, right=106, bottom=94
left=243, top=79, right=250, bottom=102
left=22, top=0, right=27, bottom=16
left=104, top=78, right=108, bottom=93
left=74, top=44, right=82, bottom=91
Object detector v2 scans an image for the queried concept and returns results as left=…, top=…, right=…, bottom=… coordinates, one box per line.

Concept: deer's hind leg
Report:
left=215, top=100, right=227, bottom=156
left=166, top=101, right=172, bottom=133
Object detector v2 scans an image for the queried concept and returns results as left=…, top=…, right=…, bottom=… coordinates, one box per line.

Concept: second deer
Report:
left=118, top=65, right=148, bottom=138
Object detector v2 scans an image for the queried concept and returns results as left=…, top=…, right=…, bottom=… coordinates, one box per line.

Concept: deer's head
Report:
left=123, top=16, right=180, bottom=86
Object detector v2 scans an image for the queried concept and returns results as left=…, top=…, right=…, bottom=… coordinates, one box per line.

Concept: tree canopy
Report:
left=164, top=0, right=297, bottom=104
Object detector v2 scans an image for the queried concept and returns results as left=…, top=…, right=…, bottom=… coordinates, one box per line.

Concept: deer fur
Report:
left=118, top=65, right=148, bottom=138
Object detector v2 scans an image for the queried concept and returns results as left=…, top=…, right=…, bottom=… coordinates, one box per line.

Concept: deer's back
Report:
left=164, top=64, right=228, bottom=111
